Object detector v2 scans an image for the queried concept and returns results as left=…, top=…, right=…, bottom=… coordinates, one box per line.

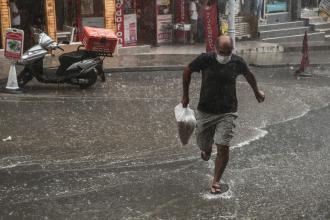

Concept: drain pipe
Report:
left=228, top=0, right=236, bottom=48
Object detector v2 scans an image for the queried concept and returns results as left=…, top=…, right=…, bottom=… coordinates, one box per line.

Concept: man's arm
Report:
left=182, top=66, right=193, bottom=107
left=243, top=71, right=265, bottom=103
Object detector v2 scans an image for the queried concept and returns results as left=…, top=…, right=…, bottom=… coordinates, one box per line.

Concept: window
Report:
left=266, top=0, right=289, bottom=13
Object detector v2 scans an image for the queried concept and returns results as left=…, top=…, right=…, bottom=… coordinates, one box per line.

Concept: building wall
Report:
left=45, top=0, right=57, bottom=41
left=104, top=0, right=115, bottom=30
left=0, top=0, right=11, bottom=48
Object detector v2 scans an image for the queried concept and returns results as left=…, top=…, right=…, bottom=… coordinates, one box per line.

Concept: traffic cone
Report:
left=294, top=31, right=312, bottom=78
left=5, top=62, right=20, bottom=92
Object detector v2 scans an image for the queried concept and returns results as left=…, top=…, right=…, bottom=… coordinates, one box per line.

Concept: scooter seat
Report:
left=57, top=50, right=88, bottom=75
left=59, top=50, right=87, bottom=66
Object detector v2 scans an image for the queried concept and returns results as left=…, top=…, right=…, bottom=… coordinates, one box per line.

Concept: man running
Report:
left=181, top=35, right=265, bottom=194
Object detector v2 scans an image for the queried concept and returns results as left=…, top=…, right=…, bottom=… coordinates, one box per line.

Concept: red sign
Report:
left=174, top=0, right=188, bottom=42
left=4, top=29, right=24, bottom=60
left=203, top=4, right=219, bottom=52
left=115, top=0, right=125, bottom=46
left=175, top=0, right=188, bottom=23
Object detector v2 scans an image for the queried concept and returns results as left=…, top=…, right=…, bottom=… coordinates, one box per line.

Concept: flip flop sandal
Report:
left=201, top=150, right=212, bottom=161
left=210, top=184, right=221, bottom=194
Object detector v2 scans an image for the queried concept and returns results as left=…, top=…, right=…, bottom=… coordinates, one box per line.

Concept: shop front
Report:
left=115, top=0, right=174, bottom=47
left=55, top=0, right=107, bottom=42
left=261, top=0, right=303, bottom=23
left=0, top=0, right=46, bottom=50
left=115, top=0, right=220, bottom=47
left=264, top=0, right=292, bottom=23
left=217, top=0, right=258, bottom=39
left=1, top=0, right=116, bottom=48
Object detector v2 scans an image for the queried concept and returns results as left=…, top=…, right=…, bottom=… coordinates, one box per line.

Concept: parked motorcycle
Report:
left=17, top=28, right=109, bottom=89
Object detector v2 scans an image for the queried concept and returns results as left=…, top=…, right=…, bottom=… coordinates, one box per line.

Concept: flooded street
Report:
left=0, top=67, right=330, bottom=219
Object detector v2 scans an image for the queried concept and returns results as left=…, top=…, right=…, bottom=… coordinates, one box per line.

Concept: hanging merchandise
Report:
left=320, top=0, right=330, bottom=17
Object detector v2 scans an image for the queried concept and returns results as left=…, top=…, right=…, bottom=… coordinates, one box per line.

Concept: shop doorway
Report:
left=56, top=0, right=104, bottom=42
left=136, top=0, right=157, bottom=45
left=14, top=0, right=45, bottom=50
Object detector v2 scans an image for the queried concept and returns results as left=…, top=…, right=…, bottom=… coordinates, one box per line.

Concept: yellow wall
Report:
left=45, top=0, right=57, bottom=41
left=0, top=0, right=11, bottom=48
left=104, top=0, right=115, bottom=30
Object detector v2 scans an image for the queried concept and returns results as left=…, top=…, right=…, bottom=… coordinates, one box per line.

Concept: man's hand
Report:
left=255, top=90, right=265, bottom=103
left=181, top=96, right=189, bottom=108
left=182, top=66, right=193, bottom=108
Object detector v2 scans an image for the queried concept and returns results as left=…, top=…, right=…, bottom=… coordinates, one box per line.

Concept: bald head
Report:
left=215, top=36, right=233, bottom=55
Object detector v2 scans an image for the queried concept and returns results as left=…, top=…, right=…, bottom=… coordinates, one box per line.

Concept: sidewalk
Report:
left=1, top=42, right=330, bottom=80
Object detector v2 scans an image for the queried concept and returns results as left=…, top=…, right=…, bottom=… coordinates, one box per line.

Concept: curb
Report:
left=283, top=45, right=330, bottom=52
left=106, top=63, right=330, bottom=72
left=250, top=63, right=330, bottom=68
left=1, top=64, right=330, bottom=80
left=105, top=65, right=185, bottom=73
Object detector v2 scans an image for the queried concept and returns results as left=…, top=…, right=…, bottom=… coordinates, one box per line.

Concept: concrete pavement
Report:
left=1, top=41, right=330, bottom=81
left=0, top=67, right=329, bottom=219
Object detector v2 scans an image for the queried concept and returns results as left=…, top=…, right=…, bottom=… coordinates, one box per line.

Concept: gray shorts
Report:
left=195, top=110, right=238, bottom=151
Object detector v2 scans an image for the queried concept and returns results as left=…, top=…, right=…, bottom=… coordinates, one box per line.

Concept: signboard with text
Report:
left=124, top=13, right=137, bottom=46
left=203, top=4, right=219, bottom=52
left=4, top=28, right=24, bottom=60
left=115, top=0, right=137, bottom=47
left=115, top=0, right=125, bottom=46
left=157, top=14, right=173, bottom=43
left=174, top=0, right=188, bottom=42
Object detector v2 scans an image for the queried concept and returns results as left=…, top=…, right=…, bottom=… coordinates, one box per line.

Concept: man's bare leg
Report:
left=211, top=144, right=229, bottom=193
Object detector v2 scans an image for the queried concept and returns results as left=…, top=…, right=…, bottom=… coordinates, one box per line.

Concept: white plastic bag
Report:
left=174, top=103, right=197, bottom=145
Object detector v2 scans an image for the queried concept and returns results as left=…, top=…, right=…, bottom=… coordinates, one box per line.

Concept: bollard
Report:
left=295, top=31, right=312, bottom=78
left=1, top=28, right=24, bottom=93
left=6, top=62, right=20, bottom=91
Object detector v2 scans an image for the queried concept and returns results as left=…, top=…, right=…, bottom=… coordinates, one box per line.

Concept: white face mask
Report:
left=216, top=54, right=232, bottom=64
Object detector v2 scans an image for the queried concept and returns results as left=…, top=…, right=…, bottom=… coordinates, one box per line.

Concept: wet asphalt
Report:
left=0, top=66, right=329, bottom=220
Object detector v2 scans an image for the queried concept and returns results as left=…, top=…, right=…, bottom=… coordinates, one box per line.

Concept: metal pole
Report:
left=228, top=0, right=236, bottom=48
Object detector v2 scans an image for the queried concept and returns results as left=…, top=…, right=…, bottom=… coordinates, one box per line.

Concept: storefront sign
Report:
left=320, top=0, right=330, bottom=15
left=157, top=14, right=173, bottom=43
left=4, top=28, right=24, bottom=60
left=124, top=14, right=137, bottom=46
left=115, top=0, right=125, bottom=46
left=203, top=4, right=219, bottom=52
left=82, top=17, right=105, bottom=28
left=115, top=0, right=137, bottom=47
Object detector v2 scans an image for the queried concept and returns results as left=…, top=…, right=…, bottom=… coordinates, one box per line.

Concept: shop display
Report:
left=156, top=0, right=173, bottom=44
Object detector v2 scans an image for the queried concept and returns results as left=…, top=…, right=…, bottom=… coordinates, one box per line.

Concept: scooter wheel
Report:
left=78, top=71, right=97, bottom=89
left=17, top=69, right=33, bottom=88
